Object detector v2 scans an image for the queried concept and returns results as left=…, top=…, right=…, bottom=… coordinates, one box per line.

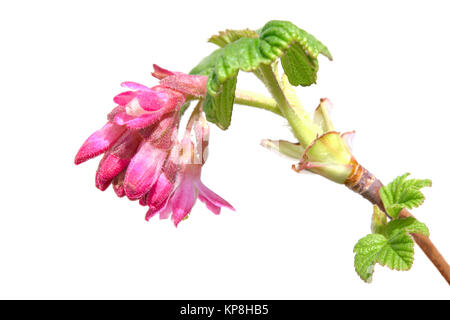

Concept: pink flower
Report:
left=146, top=114, right=234, bottom=227
left=75, top=66, right=233, bottom=226
left=113, top=84, right=185, bottom=130
left=152, top=64, right=208, bottom=98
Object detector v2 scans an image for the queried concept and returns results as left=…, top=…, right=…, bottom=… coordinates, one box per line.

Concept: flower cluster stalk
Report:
left=258, top=64, right=322, bottom=147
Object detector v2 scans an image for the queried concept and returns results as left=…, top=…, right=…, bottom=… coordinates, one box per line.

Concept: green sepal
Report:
left=313, top=98, right=334, bottom=132
left=260, top=139, right=304, bottom=160
left=379, top=173, right=432, bottom=219
left=293, top=131, right=353, bottom=184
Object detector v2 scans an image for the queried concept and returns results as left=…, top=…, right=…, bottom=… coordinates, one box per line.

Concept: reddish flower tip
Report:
left=151, top=64, right=175, bottom=80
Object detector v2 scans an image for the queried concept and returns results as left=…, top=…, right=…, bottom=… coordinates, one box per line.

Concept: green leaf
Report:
left=208, top=29, right=258, bottom=48
left=354, top=231, right=415, bottom=283
left=354, top=234, right=386, bottom=283
left=261, top=20, right=332, bottom=87
left=371, top=205, right=387, bottom=235
left=376, top=231, right=414, bottom=271
left=385, top=217, right=430, bottom=237
left=189, top=48, right=223, bottom=76
left=190, top=20, right=332, bottom=129
left=379, top=173, right=432, bottom=219
left=280, top=42, right=319, bottom=86
left=203, top=76, right=237, bottom=130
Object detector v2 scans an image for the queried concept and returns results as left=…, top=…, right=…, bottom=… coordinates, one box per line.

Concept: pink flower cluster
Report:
left=75, top=66, right=234, bottom=226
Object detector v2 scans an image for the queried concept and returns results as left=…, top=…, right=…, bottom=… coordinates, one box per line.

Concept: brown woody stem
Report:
left=345, top=162, right=450, bottom=285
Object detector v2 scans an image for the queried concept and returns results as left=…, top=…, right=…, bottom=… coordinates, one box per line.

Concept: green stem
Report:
left=258, top=64, right=322, bottom=148
left=234, top=89, right=282, bottom=116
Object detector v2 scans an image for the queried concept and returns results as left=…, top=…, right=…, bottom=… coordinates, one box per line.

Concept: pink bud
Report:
left=123, top=140, right=168, bottom=200
left=95, top=131, right=142, bottom=190
left=147, top=172, right=175, bottom=210
left=74, top=122, right=126, bottom=165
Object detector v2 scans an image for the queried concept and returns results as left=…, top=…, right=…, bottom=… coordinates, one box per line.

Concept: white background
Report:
left=1, top=0, right=449, bottom=299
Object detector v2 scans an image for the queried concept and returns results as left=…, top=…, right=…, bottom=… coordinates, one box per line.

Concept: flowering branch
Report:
left=74, top=20, right=450, bottom=284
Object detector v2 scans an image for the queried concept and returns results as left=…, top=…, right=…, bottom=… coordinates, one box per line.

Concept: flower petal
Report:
left=121, top=81, right=151, bottom=91
left=198, top=193, right=221, bottom=215
left=147, top=172, right=174, bottom=209
left=107, top=105, right=126, bottom=121
left=171, top=179, right=197, bottom=227
left=114, top=111, right=163, bottom=129
left=74, top=122, right=126, bottom=165
left=136, top=90, right=169, bottom=111
left=196, top=182, right=235, bottom=211
left=113, top=91, right=136, bottom=106
left=124, top=141, right=168, bottom=200
left=145, top=201, right=170, bottom=221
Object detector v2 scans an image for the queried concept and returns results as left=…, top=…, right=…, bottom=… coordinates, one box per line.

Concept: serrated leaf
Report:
left=354, top=231, right=415, bottom=282
left=208, top=29, right=258, bottom=48
left=260, top=20, right=332, bottom=87
left=354, top=234, right=386, bottom=283
left=376, top=231, right=414, bottom=271
left=281, top=42, right=319, bottom=86
left=190, top=49, right=223, bottom=76
left=379, top=173, right=432, bottom=219
left=190, top=20, right=332, bottom=129
left=203, top=77, right=237, bottom=130
left=385, top=217, right=430, bottom=237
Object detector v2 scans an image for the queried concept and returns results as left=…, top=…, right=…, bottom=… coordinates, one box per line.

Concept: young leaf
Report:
left=354, top=231, right=415, bottom=282
left=371, top=205, right=387, bottom=235
left=208, top=29, right=258, bottom=48
left=385, top=217, right=430, bottom=237
left=376, top=231, right=414, bottom=271
left=280, top=42, right=319, bottom=86
left=190, top=20, right=332, bottom=129
left=202, top=76, right=237, bottom=130
left=353, top=234, right=386, bottom=283
left=260, top=20, right=332, bottom=87
left=379, top=173, right=432, bottom=219
left=189, top=48, right=223, bottom=76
